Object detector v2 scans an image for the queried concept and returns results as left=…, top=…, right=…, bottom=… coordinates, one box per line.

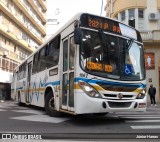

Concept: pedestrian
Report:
left=148, top=84, right=156, bottom=106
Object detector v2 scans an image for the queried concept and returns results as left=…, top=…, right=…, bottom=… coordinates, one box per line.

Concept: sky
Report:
left=46, top=0, right=106, bottom=37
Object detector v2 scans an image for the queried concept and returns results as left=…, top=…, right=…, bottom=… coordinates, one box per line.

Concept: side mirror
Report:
left=74, top=28, right=82, bottom=44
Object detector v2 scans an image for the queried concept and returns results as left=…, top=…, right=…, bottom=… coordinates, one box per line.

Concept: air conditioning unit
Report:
left=148, top=13, right=158, bottom=20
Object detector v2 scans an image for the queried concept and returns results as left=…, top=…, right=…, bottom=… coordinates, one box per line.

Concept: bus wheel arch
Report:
left=44, top=87, right=61, bottom=117
left=44, top=87, right=53, bottom=104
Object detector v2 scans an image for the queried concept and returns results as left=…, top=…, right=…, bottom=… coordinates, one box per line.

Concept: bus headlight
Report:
left=136, top=89, right=146, bottom=99
left=78, top=81, right=102, bottom=98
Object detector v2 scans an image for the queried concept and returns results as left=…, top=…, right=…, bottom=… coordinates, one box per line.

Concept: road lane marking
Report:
left=116, top=112, right=160, bottom=115
left=10, top=114, right=70, bottom=123
left=119, top=116, right=160, bottom=119
left=126, top=119, right=160, bottom=123
left=0, top=105, right=10, bottom=108
left=11, top=109, right=45, bottom=115
left=118, top=114, right=160, bottom=117
left=0, top=109, right=6, bottom=111
left=131, top=125, right=160, bottom=129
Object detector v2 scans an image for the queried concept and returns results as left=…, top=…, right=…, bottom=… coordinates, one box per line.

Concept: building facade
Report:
left=0, top=0, right=47, bottom=100
left=106, top=0, right=160, bottom=103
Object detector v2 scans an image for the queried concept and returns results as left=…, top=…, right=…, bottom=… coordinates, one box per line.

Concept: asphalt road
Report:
left=0, top=100, right=160, bottom=141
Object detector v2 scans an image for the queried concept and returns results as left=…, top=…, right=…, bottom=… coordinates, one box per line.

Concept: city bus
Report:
left=11, top=13, right=146, bottom=117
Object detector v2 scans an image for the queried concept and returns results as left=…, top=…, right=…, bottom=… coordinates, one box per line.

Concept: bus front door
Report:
left=26, top=62, right=32, bottom=103
left=61, top=35, right=75, bottom=112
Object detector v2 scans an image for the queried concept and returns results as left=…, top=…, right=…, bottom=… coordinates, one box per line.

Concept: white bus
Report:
left=11, top=13, right=147, bottom=116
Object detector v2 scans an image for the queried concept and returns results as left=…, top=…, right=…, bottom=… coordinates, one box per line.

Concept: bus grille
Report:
left=108, top=102, right=131, bottom=108
left=103, top=94, right=133, bottom=99
left=97, top=82, right=139, bottom=92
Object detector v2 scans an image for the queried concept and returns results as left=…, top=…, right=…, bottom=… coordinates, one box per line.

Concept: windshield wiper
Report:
left=98, top=30, right=110, bottom=64
left=122, top=38, right=134, bottom=54
left=126, top=38, right=134, bottom=50
left=98, top=30, right=108, bottom=53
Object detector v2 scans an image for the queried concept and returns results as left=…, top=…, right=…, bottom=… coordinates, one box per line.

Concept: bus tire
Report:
left=93, top=113, right=108, bottom=116
left=18, top=93, right=23, bottom=106
left=45, top=91, right=61, bottom=117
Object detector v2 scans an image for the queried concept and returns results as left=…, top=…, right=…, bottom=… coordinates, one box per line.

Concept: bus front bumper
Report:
left=76, top=93, right=147, bottom=114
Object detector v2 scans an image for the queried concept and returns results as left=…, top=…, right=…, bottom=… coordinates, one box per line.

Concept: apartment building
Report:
left=0, top=0, right=47, bottom=100
left=106, top=0, right=160, bottom=103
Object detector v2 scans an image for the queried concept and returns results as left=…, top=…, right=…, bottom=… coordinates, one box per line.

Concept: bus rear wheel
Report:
left=45, top=91, right=61, bottom=117
left=18, top=93, right=23, bottom=106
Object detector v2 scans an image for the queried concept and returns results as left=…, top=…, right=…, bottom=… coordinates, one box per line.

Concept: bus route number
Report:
left=87, top=62, right=112, bottom=72
left=105, top=65, right=112, bottom=72
left=87, top=62, right=102, bottom=71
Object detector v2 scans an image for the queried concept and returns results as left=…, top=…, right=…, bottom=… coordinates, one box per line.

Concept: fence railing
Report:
left=140, top=31, right=153, bottom=40
left=140, top=30, right=160, bottom=41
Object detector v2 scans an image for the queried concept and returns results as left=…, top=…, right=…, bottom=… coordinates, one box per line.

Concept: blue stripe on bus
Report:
left=16, top=78, right=146, bottom=91
left=45, top=81, right=60, bottom=86
left=44, top=78, right=146, bottom=88
left=16, top=87, right=23, bottom=90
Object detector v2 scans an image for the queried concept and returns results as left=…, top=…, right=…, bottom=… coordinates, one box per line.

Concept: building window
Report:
left=22, top=32, right=28, bottom=42
left=14, top=46, right=16, bottom=52
left=121, top=11, right=125, bottom=21
left=129, top=9, right=135, bottom=20
left=138, top=9, right=144, bottom=18
left=114, top=14, right=118, bottom=20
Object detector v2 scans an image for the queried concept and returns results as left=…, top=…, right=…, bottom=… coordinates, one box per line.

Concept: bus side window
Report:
left=39, top=46, right=47, bottom=72
left=32, top=52, right=39, bottom=74
left=46, top=35, right=60, bottom=68
left=17, top=62, right=27, bottom=80
left=23, top=62, right=27, bottom=78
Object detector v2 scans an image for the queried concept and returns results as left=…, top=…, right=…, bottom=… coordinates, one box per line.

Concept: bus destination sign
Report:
left=80, top=14, right=137, bottom=40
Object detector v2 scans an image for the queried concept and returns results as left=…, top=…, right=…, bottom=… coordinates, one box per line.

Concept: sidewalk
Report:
left=146, top=102, right=160, bottom=112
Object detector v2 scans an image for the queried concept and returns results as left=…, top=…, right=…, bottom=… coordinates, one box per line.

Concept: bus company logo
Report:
left=2, top=134, right=12, bottom=139
left=118, top=93, right=123, bottom=99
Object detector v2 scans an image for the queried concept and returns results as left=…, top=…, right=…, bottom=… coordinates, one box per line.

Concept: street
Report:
left=0, top=101, right=160, bottom=141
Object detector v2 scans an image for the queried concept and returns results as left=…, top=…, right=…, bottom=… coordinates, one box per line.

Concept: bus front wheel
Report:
left=93, top=113, right=108, bottom=116
left=45, top=91, right=61, bottom=117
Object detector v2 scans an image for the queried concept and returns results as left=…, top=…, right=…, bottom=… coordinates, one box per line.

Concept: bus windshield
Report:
left=80, top=29, right=145, bottom=81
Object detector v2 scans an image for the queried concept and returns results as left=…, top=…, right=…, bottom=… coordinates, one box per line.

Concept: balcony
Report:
left=0, top=0, right=44, bottom=45
left=27, top=0, right=46, bottom=23
left=140, top=30, right=160, bottom=44
left=0, top=24, right=36, bottom=53
left=12, top=0, right=46, bottom=36
left=38, top=0, right=47, bottom=11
